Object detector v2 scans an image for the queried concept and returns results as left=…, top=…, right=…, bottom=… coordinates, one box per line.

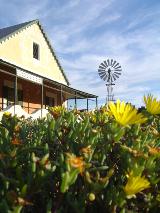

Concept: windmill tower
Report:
left=98, top=59, right=122, bottom=104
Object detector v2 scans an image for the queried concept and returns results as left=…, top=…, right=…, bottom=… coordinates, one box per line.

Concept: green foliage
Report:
left=0, top=107, right=160, bottom=213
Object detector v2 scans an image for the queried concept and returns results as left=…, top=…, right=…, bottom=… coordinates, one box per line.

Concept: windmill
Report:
left=98, top=59, right=122, bottom=104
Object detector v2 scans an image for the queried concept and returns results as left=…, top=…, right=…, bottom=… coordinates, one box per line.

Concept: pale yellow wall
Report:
left=0, top=23, right=67, bottom=85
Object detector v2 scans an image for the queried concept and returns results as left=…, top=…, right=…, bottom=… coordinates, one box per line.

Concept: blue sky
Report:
left=0, top=0, right=160, bottom=109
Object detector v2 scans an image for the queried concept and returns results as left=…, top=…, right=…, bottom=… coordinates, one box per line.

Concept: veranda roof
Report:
left=0, top=58, right=98, bottom=100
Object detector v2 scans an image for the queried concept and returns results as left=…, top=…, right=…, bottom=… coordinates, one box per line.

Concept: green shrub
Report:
left=0, top=96, right=160, bottom=213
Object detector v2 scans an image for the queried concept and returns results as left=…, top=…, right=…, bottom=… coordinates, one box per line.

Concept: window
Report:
left=45, top=96, right=55, bottom=108
left=3, top=86, right=23, bottom=108
left=3, top=86, right=14, bottom=106
left=33, top=42, right=39, bottom=60
left=45, top=92, right=57, bottom=108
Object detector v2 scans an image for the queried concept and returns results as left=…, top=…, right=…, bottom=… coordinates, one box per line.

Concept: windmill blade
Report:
left=115, top=66, right=121, bottom=70
left=114, top=68, right=122, bottom=72
left=99, top=74, right=107, bottom=79
left=114, top=71, right=121, bottom=75
left=99, top=72, right=106, bottom=77
left=104, top=60, right=108, bottom=67
left=112, top=75, right=116, bottom=81
left=114, top=73, right=120, bottom=78
left=107, top=59, right=110, bottom=66
left=99, top=73, right=107, bottom=79
left=100, top=62, right=107, bottom=69
left=98, top=70, right=106, bottom=74
left=99, top=73, right=106, bottom=76
left=111, top=59, right=113, bottom=66
left=114, top=63, right=119, bottom=68
left=99, top=64, right=105, bottom=69
left=98, top=68, right=106, bottom=72
left=104, top=61, right=108, bottom=68
left=103, top=75, right=108, bottom=81
left=98, top=68, right=106, bottom=71
left=113, top=74, right=119, bottom=80
left=112, top=60, right=117, bottom=67
left=99, top=64, right=106, bottom=70
left=99, top=71, right=106, bottom=77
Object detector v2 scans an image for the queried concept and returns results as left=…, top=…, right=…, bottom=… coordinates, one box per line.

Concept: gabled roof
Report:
left=0, top=19, right=69, bottom=85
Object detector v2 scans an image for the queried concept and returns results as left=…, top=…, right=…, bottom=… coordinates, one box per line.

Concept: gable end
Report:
left=0, top=20, right=69, bottom=85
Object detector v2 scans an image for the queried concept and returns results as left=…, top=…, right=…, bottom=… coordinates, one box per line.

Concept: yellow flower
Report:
left=17, top=197, right=33, bottom=206
left=49, top=106, right=65, bottom=118
left=14, top=125, right=21, bottom=133
left=80, top=146, right=92, bottom=154
left=3, top=111, right=11, bottom=117
left=148, top=146, right=160, bottom=155
left=124, top=172, right=150, bottom=197
left=100, top=106, right=110, bottom=115
left=67, top=153, right=85, bottom=173
left=144, top=94, right=160, bottom=115
left=89, top=193, right=95, bottom=201
left=108, top=100, right=147, bottom=126
left=11, top=137, right=22, bottom=145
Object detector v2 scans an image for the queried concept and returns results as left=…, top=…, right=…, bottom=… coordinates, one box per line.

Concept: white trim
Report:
left=17, top=68, right=43, bottom=84
left=0, top=57, right=67, bottom=85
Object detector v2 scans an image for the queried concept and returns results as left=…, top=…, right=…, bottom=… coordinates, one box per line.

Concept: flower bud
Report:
left=89, top=193, right=95, bottom=201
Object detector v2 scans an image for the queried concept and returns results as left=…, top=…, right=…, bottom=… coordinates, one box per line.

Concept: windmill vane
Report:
left=98, top=59, right=122, bottom=103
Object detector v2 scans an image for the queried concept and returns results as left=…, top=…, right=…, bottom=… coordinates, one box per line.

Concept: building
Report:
left=0, top=20, right=97, bottom=115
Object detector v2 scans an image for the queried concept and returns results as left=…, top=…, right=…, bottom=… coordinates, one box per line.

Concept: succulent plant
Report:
left=0, top=95, right=159, bottom=212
